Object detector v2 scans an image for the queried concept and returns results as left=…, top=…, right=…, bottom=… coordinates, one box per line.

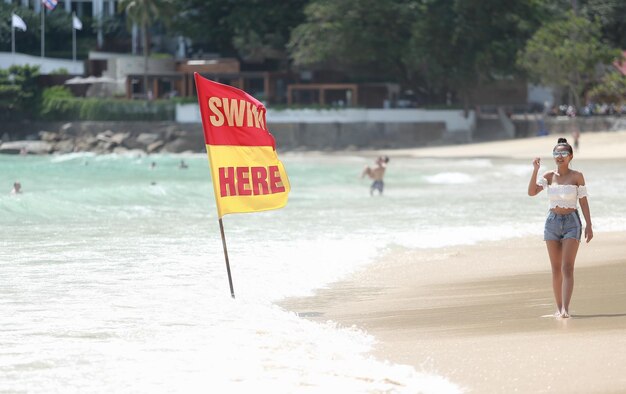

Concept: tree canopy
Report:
left=288, top=0, right=415, bottom=82
left=0, top=65, right=40, bottom=120
left=517, top=11, right=621, bottom=108
left=588, top=72, right=626, bottom=104
left=2, top=0, right=625, bottom=106
left=172, top=0, right=307, bottom=65
left=581, top=0, right=626, bottom=49
left=406, top=0, right=545, bottom=106
left=288, top=0, right=546, bottom=106
left=118, top=0, right=174, bottom=93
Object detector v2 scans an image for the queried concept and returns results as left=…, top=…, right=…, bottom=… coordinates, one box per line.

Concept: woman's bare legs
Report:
left=546, top=240, right=563, bottom=315
left=560, top=238, right=580, bottom=317
left=546, top=239, right=580, bottom=317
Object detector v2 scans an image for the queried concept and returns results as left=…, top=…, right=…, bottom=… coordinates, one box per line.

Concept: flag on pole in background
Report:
left=42, top=0, right=58, bottom=11
left=11, top=13, right=27, bottom=31
left=194, top=73, right=290, bottom=218
left=72, top=14, right=82, bottom=30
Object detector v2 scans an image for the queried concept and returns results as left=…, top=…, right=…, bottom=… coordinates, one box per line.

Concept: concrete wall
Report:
left=89, top=52, right=177, bottom=78
left=177, top=104, right=473, bottom=129
left=270, top=122, right=445, bottom=150
left=113, top=56, right=176, bottom=77
left=176, top=104, right=474, bottom=145
left=0, top=52, right=84, bottom=75
left=513, top=116, right=626, bottom=138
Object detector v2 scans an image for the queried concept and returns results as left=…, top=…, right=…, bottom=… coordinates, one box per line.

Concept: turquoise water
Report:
left=1, top=152, right=624, bottom=392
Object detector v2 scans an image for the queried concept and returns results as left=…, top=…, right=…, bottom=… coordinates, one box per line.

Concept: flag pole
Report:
left=218, top=218, right=235, bottom=298
left=72, top=12, right=76, bottom=62
left=11, top=24, right=15, bottom=54
left=40, top=7, right=44, bottom=58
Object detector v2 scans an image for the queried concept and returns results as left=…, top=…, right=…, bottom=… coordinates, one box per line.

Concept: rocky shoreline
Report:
left=0, top=122, right=206, bottom=155
left=2, top=116, right=625, bottom=155
left=0, top=120, right=448, bottom=154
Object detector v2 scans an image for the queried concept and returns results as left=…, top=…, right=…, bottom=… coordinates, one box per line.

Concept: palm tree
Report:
left=118, top=0, right=173, bottom=98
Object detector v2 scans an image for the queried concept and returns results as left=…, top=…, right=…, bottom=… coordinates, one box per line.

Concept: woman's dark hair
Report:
left=554, top=137, right=573, bottom=154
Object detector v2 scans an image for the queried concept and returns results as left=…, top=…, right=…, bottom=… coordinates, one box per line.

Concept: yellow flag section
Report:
left=194, top=73, right=290, bottom=217
left=207, top=145, right=289, bottom=217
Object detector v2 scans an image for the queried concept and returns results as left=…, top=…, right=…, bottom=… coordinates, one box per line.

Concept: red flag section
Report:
left=194, top=73, right=290, bottom=217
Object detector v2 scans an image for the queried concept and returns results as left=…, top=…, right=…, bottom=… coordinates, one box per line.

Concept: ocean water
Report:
left=1, top=152, right=625, bottom=393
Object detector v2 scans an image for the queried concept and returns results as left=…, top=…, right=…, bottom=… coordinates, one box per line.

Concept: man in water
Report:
left=10, top=181, right=22, bottom=194
left=362, top=156, right=389, bottom=196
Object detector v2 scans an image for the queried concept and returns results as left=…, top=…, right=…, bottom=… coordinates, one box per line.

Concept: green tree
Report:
left=289, top=0, right=415, bottom=82
left=588, top=71, right=626, bottom=104
left=172, top=0, right=307, bottom=65
left=517, top=11, right=621, bottom=107
left=118, top=0, right=174, bottom=95
left=535, top=0, right=626, bottom=57
left=289, top=0, right=545, bottom=107
left=580, top=0, right=626, bottom=50
left=406, top=0, right=545, bottom=109
left=0, top=65, right=40, bottom=120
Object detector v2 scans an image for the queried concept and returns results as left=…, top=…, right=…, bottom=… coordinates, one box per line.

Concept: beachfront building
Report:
left=2, top=0, right=183, bottom=74
left=80, top=54, right=291, bottom=101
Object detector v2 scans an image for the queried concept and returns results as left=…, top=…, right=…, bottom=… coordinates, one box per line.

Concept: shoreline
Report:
left=357, top=130, right=626, bottom=160
left=280, top=232, right=626, bottom=393
left=2, top=124, right=626, bottom=158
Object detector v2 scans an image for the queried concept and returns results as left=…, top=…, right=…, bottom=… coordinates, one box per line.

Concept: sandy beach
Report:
left=282, top=131, right=626, bottom=393
left=366, top=129, right=626, bottom=160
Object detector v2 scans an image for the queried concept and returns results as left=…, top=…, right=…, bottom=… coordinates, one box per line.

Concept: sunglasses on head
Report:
left=553, top=151, right=571, bottom=158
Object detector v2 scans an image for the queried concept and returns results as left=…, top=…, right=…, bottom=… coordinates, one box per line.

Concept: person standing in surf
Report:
left=362, top=156, right=389, bottom=196
left=527, top=137, right=593, bottom=318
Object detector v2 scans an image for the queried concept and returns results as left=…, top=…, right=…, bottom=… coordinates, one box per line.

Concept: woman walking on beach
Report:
left=528, top=138, right=593, bottom=318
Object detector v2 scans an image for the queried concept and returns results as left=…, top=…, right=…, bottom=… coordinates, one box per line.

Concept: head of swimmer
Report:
left=376, top=156, right=390, bottom=165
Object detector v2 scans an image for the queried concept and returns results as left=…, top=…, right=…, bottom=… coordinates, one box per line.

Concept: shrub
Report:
left=0, top=65, right=41, bottom=120
left=40, top=94, right=175, bottom=121
left=40, top=86, right=79, bottom=120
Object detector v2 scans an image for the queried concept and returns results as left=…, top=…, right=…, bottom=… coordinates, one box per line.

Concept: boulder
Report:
left=59, top=122, right=79, bottom=136
left=53, top=139, right=76, bottom=154
left=110, top=132, right=130, bottom=145
left=0, top=144, right=20, bottom=154
left=136, top=133, right=160, bottom=146
left=162, top=137, right=201, bottom=153
left=146, top=140, right=165, bottom=153
left=113, top=146, right=129, bottom=154
left=74, top=136, right=99, bottom=152
left=0, top=140, right=52, bottom=155
left=39, top=131, right=61, bottom=142
left=96, top=130, right=114, bottom=142
left=97, top=140, right=115, bottom=152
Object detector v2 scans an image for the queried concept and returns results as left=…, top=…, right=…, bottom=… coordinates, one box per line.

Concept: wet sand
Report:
left=281, top=233, right=626, bottom=393
left=282, top=131, right=626, bottom=393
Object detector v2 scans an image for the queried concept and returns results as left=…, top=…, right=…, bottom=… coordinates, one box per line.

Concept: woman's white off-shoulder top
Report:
left=537, top=177, right=588, bottom=209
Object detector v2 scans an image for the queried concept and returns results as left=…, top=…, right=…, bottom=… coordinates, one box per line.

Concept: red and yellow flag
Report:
left=194, top=73, right=290, bottom=217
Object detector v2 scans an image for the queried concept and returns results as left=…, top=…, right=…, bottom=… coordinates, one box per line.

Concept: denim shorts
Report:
left=544, top=210, right=582, bottom=242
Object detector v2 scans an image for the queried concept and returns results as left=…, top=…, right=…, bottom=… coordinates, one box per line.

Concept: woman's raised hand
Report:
left=532, top=157, right=541, bottom=171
